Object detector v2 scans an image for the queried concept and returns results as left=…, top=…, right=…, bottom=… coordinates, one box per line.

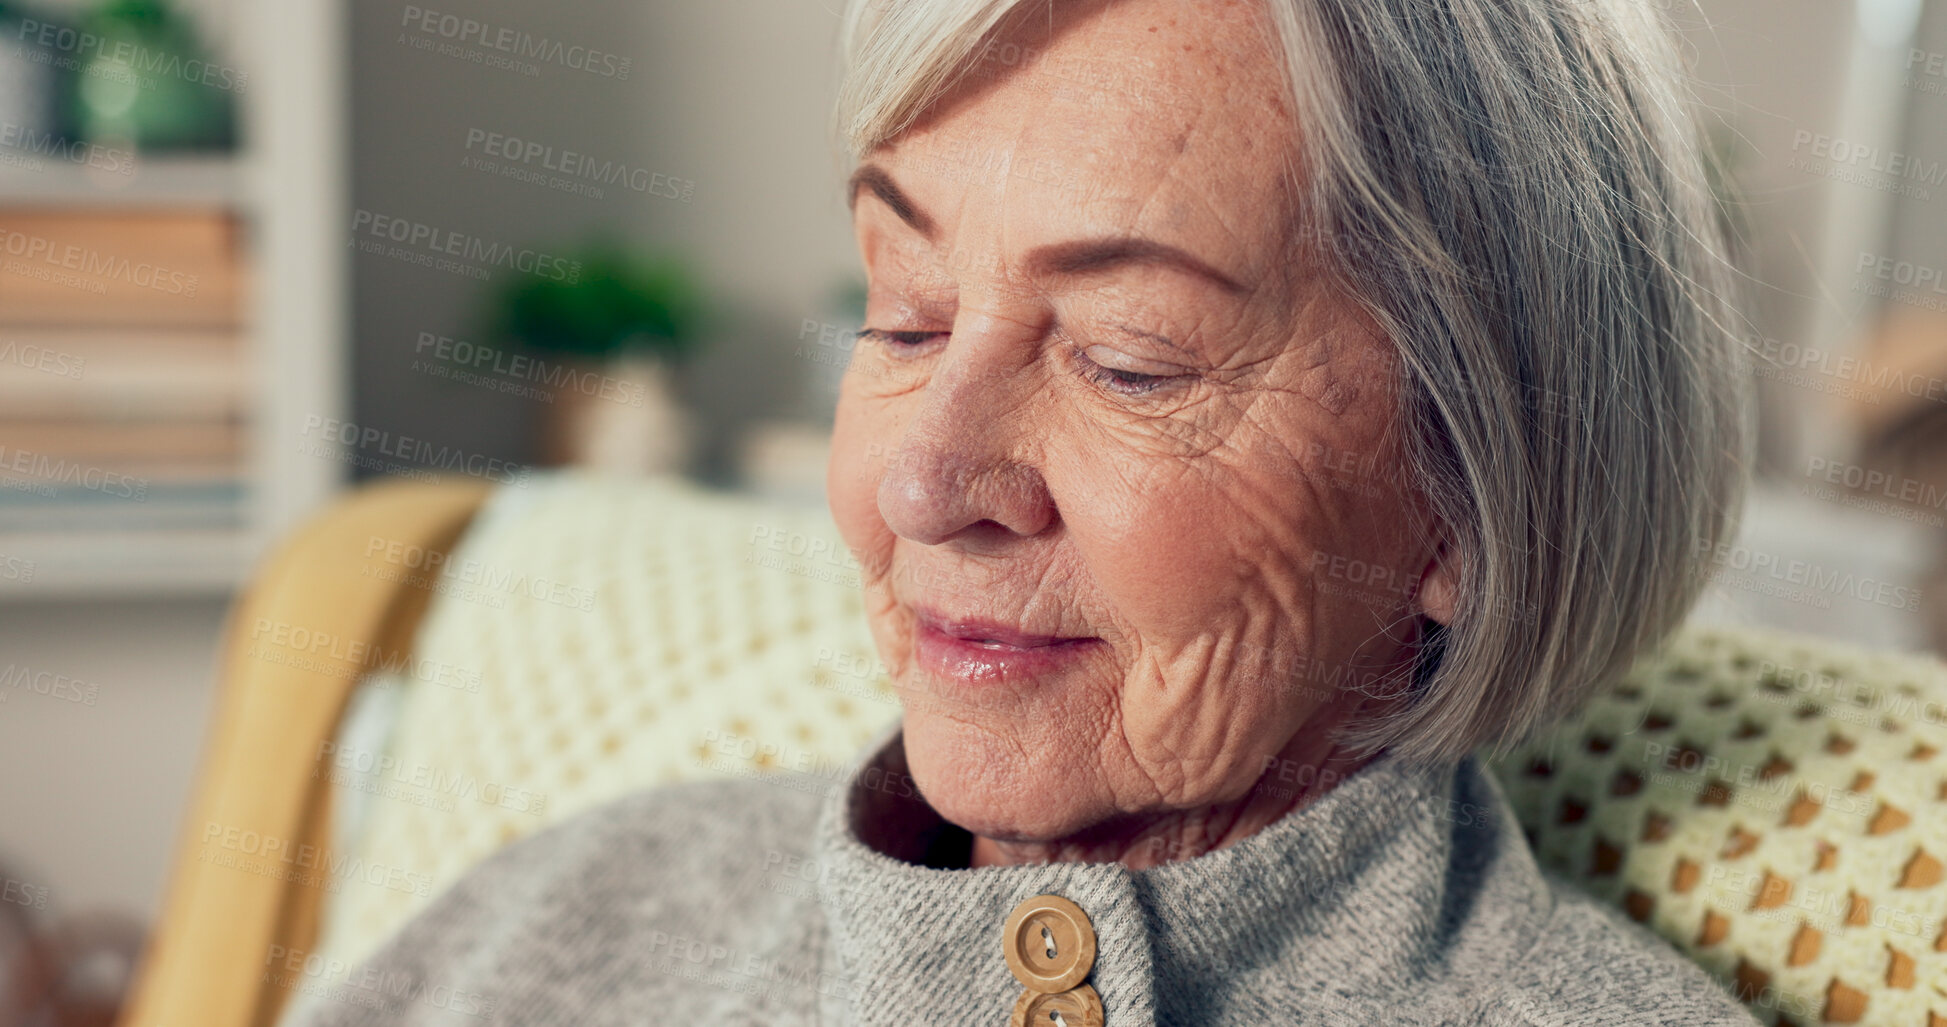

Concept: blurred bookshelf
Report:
left=0, top=0, right=346, bottom=600
left=0, top=154, right=243, bottom=207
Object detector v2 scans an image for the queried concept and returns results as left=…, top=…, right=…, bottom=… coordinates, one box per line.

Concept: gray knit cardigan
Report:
left=292, top=719, right=1762, bottom=1026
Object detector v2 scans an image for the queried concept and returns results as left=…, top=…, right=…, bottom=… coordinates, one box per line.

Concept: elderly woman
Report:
left=303, top=0, right=1757, bottom=1024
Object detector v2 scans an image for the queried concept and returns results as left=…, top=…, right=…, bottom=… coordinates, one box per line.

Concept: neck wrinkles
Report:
left=966, top=728, right=1385, bottom=869
left=876, top=688, right=1400, bottom=870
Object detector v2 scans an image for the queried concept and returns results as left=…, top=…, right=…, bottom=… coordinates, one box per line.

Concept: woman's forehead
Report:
left=862, top=0, right=1300, bottom=283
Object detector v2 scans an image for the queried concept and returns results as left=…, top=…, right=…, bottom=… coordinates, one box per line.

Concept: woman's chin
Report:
left=900, top=713, right=1101, bottom=844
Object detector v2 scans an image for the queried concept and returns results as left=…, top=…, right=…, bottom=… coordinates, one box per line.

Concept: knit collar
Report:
left=810, top=720, right=1554, bottom=1026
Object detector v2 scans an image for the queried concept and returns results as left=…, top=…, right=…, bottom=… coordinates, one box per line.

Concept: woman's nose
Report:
left=875, top=354, right=1056, bottom=547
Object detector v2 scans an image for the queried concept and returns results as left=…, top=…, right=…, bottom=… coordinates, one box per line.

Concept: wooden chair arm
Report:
left=118, top=478, right=494, bottom=1027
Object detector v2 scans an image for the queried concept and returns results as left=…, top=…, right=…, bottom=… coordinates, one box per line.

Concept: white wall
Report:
left=1671, top=0, right=1917, bottom=469
left=0, top=599, right=226, bottom=919
left=346, top=0, right=862, bottom=481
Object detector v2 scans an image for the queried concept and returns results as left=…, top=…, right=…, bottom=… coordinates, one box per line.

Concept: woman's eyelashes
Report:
left=856, top=326, right=1199, bottom=397
left=856, top=327, right=947, bottom=350
left=1076, top=344, right=1194, bottom=396
left=1081, top=361, right=1169, bottom=393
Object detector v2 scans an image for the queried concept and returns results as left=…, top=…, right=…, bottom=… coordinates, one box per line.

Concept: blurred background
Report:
left=0, top=0, right=1942, bottom=1020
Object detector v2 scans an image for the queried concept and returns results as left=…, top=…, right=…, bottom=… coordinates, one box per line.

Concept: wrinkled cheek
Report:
left=828, top=397, right=892, bottom=569
left=1073, top=480, right=1321, bottom=788
left=1079, top=510, right=1245, bottom=725
left=1081, top=470, right=1302, bottom=664
left=828, top=397, right=904, bottom=659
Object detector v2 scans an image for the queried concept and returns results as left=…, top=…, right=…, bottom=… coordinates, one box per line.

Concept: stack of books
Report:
left=0, top=208, right=249, bottom=535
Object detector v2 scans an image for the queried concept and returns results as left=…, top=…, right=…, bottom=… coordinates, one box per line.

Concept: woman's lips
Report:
left=911, top=609, right=1099, bottom=685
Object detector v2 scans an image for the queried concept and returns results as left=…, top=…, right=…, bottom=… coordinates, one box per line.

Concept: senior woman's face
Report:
left=829, top=0, right=1454, bottom=848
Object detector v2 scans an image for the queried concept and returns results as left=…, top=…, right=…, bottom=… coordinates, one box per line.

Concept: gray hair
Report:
left=832, top=0, right=1752, bottom=765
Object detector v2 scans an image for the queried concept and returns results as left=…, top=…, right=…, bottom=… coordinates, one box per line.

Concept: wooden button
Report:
left=1002, top=894, right=1096, bottom=993
left=1011, top=983, right=1104, bottom=1027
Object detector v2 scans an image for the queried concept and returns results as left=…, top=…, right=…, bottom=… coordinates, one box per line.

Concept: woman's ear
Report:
left=1416, top=537, right=1459, bottom=626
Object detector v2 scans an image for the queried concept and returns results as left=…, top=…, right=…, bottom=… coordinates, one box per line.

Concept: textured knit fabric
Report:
left=293, top=716, right=1762, bottom=1027
left=1492, top=628, right=1947, bottom=1027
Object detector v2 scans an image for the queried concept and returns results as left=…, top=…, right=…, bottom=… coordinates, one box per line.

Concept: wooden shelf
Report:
left=0, top=527, right=251, bottom=600
left=0, top=153, right=250, bottom=209
left=0, top=0, right=347, bottom=600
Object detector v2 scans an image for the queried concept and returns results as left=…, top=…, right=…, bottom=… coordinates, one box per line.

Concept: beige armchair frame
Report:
left=119, top=479, right=494, bottom=1027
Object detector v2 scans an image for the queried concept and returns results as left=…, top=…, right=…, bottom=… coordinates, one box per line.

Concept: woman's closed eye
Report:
left=1076, top=343, right=1195, bottom=396
left=855, top=325, right=1199, bottom=397
left=856, top=327, right=947, bottom=349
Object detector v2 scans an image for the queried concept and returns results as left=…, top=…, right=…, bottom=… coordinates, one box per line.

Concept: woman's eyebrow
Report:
left=849, top=161, right=1248, bottom=296
left=1027, top=238, right=1247, bottom=296
left=849, top=163, right=937, bottom=238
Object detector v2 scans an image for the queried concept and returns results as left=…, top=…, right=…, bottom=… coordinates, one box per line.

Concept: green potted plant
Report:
left=493, top=241, right=708, bottom=472
left=71, top=0, right=237, bottom=150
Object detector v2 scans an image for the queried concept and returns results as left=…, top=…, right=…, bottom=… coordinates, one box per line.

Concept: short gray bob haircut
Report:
left=832, top=0, right=1753, bottom=765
